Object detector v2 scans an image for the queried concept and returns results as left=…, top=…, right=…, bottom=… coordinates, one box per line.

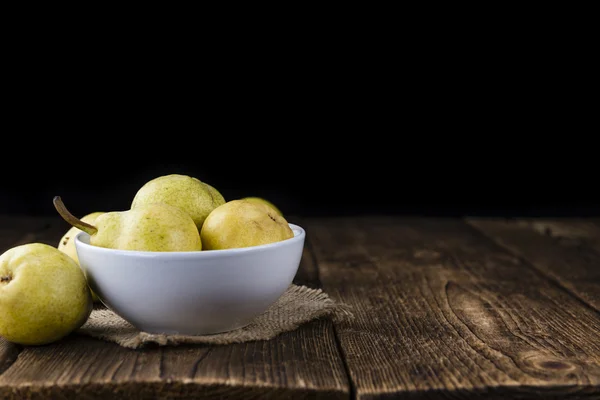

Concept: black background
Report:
left=1, top=90, right=598, bottom=219
left=1, top=136, right=598, bottom=219
left=1, top=41, right=596, bottom=219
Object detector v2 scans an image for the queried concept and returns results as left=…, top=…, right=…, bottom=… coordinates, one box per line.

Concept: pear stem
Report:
left=53, top=196, right=98, bottom=236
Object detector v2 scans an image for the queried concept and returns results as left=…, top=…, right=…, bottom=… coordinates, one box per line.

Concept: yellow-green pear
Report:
left=131, top=174, right=225, bottom=231
left=54, top=196, right=202, bottom=252
left=0, top=243, right=93, bottom=345
left=242, top=197, right=283, bottom=216
left=201, top=199, right=294, bottom=250
left=58, top=211, right=104, bottom=302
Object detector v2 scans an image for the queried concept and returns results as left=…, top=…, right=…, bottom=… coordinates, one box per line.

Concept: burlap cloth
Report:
left=76, top=284, right=351, bottom=349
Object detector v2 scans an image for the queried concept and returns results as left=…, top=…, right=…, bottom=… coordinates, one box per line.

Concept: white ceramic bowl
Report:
left=74, top=224, right=305, bottom=335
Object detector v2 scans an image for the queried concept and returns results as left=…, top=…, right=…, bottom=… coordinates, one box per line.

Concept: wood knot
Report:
left=538, top=361, right=572, bottom=370
left=520, top=352, right=578, bottom=375
left=528, top=356, right=577, bottom=373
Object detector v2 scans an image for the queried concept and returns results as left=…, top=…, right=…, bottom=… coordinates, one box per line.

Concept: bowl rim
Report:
left=74, top=223, right=305, bottom=259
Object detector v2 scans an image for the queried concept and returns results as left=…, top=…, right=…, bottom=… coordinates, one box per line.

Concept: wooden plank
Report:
left=466, top=217, right=600, bottom=312
left=306, top=216, right=600, bottom=399
left=469, top=217, right=600, bottom=255
left=0, top=216, right=349, bottom=399
left=292, top=245, right=322, bottom=290
left=0, top=338, right=19, bottom=376
left=0, top=328, right=348, bottom=400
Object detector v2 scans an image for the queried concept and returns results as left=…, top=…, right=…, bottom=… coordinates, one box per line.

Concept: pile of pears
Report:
left=56, top=174, right=294, bottom=253
left=0, top=174, right=293, bottom=346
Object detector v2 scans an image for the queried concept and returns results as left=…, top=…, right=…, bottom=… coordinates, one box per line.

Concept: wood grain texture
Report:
left=0, top=325, right=348, bottom=400
left=466, top=217, right=600, bottom=312
left=0, top=338, right=19, bottom=376
left=306, top=217, right=600, bottom=399
left=0, top=216, right=349, bottom=399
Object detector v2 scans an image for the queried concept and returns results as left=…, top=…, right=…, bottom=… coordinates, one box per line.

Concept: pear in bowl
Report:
left=201, top=199, right=293, bottom=250
left=131, top=174, right=225, bottom=231
left=53, top=196, right=202, bottom=252
left=242, top=197, right=284, bottom=216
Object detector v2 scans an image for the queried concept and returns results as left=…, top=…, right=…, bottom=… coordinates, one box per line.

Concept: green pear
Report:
left=0, top=243, right=93, bottom=345
left=53, top=196, right=202, bottom=252
left=58, top=211, right=104, bottom=302
left=131, top=174, right=225, bottom=231
left=242, top=197, right=283, bottom=216
left=201, top=199, right=294, bottom=250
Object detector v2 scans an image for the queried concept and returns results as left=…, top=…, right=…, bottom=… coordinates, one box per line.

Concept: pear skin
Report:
left=93, top=203, right=203, bottom=251
left=204, top=182, right=226, bottom=206
left=201, top=199, right=294, bottom=250
left=242, top=197, right=283, bottom=216
left=0, top=243, right=93, bottom=345
left=131, top=174, right=225, bottom=231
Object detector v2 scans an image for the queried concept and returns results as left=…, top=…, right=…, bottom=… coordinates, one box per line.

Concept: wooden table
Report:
left=1, top=214, right=599, bottom=399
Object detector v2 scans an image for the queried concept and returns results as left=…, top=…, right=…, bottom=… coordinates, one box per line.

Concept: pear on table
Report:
left=53, top=196, right=202, bottom=252
left=201, top=199, right=294, bottom=250
left=131, top=174, right=225, bottom=231
left=0, top=243, right=93, bottom=346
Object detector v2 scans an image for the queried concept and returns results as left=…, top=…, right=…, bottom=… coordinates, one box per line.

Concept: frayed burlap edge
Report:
left=77, top=284, right=353, bottom=349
